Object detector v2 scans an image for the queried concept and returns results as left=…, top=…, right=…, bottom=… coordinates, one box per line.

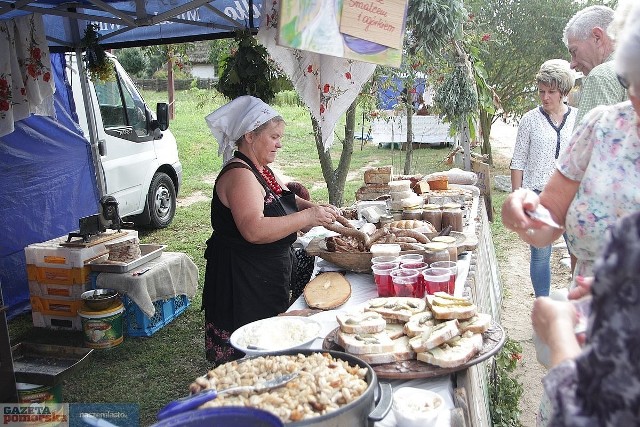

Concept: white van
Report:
left=66, top=52, right=182, bottom=228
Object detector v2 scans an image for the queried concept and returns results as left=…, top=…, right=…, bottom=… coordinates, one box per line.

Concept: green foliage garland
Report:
left=433, top=63, right=478, bottom=132
left=81, top=24, right=114, bottom=82
left=406, top=0, right=466, bottom=56
left=489, top=338, right=524, bottom=427
left=216, top=31, right=277, bottom=103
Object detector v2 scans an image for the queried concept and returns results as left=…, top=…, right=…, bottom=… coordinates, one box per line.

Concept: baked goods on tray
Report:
left=330, top=295, right=492, bottom=370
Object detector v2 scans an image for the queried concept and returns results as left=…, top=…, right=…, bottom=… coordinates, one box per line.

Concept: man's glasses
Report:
left=617, top=73, right=630, bottom=90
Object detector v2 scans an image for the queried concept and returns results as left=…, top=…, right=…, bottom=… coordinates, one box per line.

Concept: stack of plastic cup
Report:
left=422, top=267, right=451, bottom=295
left=430, top=261, right=457, bottom=294
left=400, top=261, right=428, bottom=297
left=390, top=269, right=420, bottom=298
left=371, top=260, right=399, bottom=297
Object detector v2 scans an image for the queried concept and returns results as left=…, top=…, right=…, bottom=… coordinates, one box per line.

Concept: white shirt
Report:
left=510, top=106, right=576, bottom=191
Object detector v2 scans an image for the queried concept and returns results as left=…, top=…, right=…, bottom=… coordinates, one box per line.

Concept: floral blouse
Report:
left=556, top=101, right=640, bottom=278
left=543, top=211, right=640, bottom=426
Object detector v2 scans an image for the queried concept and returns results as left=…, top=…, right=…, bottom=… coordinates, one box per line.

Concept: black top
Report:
left=202, top=152, right=298, bottom=332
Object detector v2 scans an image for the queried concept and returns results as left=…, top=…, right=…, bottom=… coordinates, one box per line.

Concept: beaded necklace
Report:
left=257, top=166, right=283, bottom=196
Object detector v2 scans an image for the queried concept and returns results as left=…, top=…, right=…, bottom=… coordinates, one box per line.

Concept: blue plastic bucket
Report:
left=151, top=407, right=283, bottom=427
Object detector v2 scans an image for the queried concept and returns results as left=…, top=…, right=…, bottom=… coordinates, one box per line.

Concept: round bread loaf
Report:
left=303, top=272, right=352, bottom=310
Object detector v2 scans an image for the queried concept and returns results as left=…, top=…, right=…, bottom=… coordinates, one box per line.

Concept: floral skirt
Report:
left=204, top=321, right=244, bottom=366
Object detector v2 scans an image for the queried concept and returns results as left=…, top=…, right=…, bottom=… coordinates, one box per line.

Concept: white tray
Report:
left=88, top=244, right=166, bottom=273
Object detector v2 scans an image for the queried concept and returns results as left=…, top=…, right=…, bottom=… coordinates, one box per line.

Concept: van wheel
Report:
left=147, top=172, right=176, bottom=228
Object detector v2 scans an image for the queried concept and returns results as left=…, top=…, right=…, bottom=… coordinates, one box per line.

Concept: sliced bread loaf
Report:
left=409, top=319, right=459, bottom=352
left=358, top=336, right=416, bottom=365
left=365, top=297, right=427, bottom=322
left=336, top=330, right=395, bottom=355
left=417, top=332, right=483, bottom=368
left=336, top=311, right=386, bottom=334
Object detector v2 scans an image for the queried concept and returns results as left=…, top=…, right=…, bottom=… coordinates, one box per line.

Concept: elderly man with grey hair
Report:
left=563, top=5, right=627, bottom=127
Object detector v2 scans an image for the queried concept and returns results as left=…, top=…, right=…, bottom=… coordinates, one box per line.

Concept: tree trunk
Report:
left=479, top=109, right=494, bottom=165
left=312, top=100, right=357, bottom=207
left=404, top=102, right=414, bottom=175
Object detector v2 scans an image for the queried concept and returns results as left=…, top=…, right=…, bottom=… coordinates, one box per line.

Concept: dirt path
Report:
left=491, top=121, right=572, bottom=426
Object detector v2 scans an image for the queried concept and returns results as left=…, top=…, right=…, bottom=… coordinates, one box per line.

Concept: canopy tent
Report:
left=0, top=0, right=375, bottom=318
left=0, top=0, right=261, bottom=51
left=0, top=0, right=264, bottom=318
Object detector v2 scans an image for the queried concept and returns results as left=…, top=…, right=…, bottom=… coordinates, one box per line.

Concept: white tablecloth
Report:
left=287, top=253, right=472, bottom=426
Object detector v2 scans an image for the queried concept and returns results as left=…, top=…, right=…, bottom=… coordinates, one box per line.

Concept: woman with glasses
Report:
left=501, top=3, right=640, bottom=283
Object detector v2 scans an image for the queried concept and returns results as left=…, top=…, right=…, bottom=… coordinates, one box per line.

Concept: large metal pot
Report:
left=162, top=349, right=392, bottom=427
left=283, top=349, right=392, bottom=427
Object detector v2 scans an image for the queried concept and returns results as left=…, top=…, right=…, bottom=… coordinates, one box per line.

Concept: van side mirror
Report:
left=156, top=103, right=169, bottom=131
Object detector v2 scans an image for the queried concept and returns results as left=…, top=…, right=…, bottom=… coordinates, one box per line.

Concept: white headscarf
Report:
left=205, top=95, right=280, bottom=163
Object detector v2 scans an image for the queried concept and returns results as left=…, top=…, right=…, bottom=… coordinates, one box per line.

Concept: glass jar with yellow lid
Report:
left=441, top=203, right=464, bottom=232
left=422, top=204, right=442, bottom=231
left=423, top=242, right=450, bottom=265
left=431, top=235, right=458, bottom=261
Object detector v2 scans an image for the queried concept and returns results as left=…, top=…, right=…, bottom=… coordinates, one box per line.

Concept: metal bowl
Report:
left=81, top=289, right=120, bottom=311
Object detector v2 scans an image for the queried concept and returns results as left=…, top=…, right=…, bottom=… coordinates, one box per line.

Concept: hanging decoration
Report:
left=0, top=13, right=55, bottom=138
left=257, top=0, right=376, bottom=151
left=81, top=24, right=114, bottom=82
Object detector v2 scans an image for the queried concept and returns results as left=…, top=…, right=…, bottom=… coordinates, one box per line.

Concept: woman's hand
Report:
left=532, top=297, right=581, bottom=366
left=305, top=205, right=338, bottom=228
left=501, top=188, right=540, bottom=231
left=568, top=276, right=593, bottom=300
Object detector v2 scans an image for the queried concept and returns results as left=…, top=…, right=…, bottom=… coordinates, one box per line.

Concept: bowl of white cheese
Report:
left=230, top=316, right=322, bottom=356
left=392, top=387, right=444, bottom=427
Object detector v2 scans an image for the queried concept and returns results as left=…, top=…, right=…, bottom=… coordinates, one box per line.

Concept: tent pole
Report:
left=75, top=48, right=107, bottom=199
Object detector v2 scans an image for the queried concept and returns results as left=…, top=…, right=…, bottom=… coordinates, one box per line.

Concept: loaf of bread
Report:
left=403, top=311, right=436, bottom=337
left=336, top=330, right=395, bottom=355
left=364, top=166, right=392, bottom=185
left=417, top=332, right=483, bottom=368
left=409, top=319, right=460, bottom=352
left=303, top=272, right=351, bottom=310
left=458, top=313, right=492, bottom=334
left=426, top=294, right=477, bottom=320
left=365, top=297, right=427, bottom=323
left=387, top=220, right=428, bottom=229
left=336, top=311, right=386, bottom=334
left=357, top=336, right=415, bottom=365
left=355, top=184, right=391, bottom=201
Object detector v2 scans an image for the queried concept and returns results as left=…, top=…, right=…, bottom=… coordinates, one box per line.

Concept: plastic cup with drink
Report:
left=422, top=267, right=452, bottom=295
left=372, top=262, right=398, bottom=297
left=390, top=269, right=420, bottom=298
left=400, top=261, right=428, bottom=297
left=430, top=261, right=457, bottom=294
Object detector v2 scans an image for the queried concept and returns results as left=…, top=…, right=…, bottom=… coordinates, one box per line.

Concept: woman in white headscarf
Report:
left=202, top=96, right=338, bottom=364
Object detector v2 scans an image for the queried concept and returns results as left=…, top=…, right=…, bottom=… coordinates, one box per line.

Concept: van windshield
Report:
left=95, top=64, right=148, bottom=138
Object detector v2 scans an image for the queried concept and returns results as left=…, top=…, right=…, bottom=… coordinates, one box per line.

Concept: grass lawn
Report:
left=8, top=88, right=486, bottom=426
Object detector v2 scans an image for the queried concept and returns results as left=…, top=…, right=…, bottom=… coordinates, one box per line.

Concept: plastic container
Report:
left=392, top=387, right=444, bottom=427
left=32, top=311, right=82, bottom=330
left=398, top=253, right=423, bottom=263
left=422, top=268, right=452, bottom=295
left=371, top=255, right=400, bottom=265
left=16, top=382, right=62, bottom=404
left=400, top=261, right=428, bottom=297
left=390, top=269, right=420, bottom=298
left=123, top=294, right=190, bottom=337
left=30, top=295, right=83, bottom=317
left=372, top=263, right=398, bottom=297
left=151, top=407, right=284, bottom=427
left=79, top=302, right=124, bottom=349
left=430, top=261, right=457, bottom=294
left=370, top=244, right=401, bottom=257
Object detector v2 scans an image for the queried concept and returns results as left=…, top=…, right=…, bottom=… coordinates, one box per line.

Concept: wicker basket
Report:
left=304, top=231, right=474, bottom=273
